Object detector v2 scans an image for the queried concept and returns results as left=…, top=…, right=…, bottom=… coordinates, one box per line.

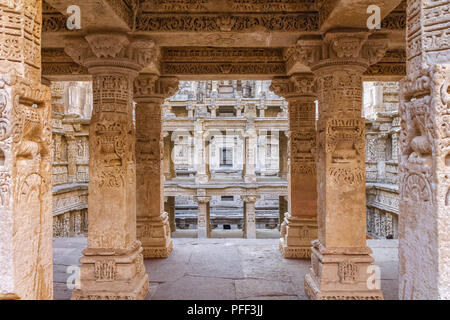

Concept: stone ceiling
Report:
left=41, top=0, right=406, bottom=80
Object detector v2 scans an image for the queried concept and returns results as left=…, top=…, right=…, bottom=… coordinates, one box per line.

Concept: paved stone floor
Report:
left=53, top=238, right=399, bottom=300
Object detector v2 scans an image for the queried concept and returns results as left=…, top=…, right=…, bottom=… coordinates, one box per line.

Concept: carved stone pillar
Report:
left=258, top=105, right=267, bottom=118
left=279, top=131, right=289, bottom=180
left=243, top=195, right=258, bottom=239
left=271, top=74, right=318, bottom=259
left=278, top=196, right=288, bottom=231
left=164, top=196, right=176, bottom=232
left=66, top=133, right=77, bottom=183
left=134, top=74, right=179, bottom=259
left=163, top=131, right=175, bottom=180
left=235, top=98, right=244, bottom=117
left=65, top=33, right=156, bottom=300
left=195, top=119, right=208, bottom=184
left=196, top=194, right=210, bottom=238
left=187, top=101, right=195, bottom=118
left=399, top=0, right=450, bottom=300
left=244, top=122, right=257, bottom=183
left=0, top=0, right=53, bottom=300
left=290, top=31, right=388, bottom=299
left=210, top=104, right=219, bottom=118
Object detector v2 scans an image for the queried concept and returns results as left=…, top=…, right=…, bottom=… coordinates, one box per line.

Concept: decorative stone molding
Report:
left=136, top=13, right=318, bottom=33
left=141, top=0, right=317, bottom=13
left=288, top=31, right=389, bottom=71
left=279, top=214, right=317, bottom=258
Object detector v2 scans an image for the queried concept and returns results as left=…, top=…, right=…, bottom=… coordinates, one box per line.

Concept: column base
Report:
left=304, top=240, right=384, bottom=300
left=279, top=214, right=317, bottom=259
left=71, top=241, right=149, bottom=300
left=137, top=213, right=173, bottom=258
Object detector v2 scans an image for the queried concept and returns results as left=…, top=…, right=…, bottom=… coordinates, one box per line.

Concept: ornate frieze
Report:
left=141, top=0, right=316, bottom=12
left=136, top=13, right=318, bottom=33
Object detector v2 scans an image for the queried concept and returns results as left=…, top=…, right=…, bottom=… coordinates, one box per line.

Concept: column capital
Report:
left=196, top=196, right=211, bottom=204
left=134, top=74, right=179, bottom=103
left=64, top=33, right=158, bottom=75
left=271, top=73, right=316, bottom=100
left=242, top=195, right=259, bottom=203
left=287, top=31, right=389, bottom=72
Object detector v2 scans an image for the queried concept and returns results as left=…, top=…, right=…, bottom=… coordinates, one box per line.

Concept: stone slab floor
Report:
left=53, top=238, right=399, bottom=300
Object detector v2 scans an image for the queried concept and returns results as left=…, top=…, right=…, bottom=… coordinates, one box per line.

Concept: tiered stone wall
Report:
left=50, top=82, right=91, bottom=237
left=364, top=82, right=400, bottom=239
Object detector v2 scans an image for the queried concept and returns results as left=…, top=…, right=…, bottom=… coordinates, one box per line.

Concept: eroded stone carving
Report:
left=399, top=0, right=450, bottom=300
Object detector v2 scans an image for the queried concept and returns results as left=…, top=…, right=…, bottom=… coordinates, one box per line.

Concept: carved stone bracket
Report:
left=64, top=33, right=158, bottom=74
left=288, top=31, right=389, bottom=72
left=134, top=74, right=179, bottom=103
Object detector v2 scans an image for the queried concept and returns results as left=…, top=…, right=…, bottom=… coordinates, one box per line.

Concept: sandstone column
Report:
left=195, top=119, right=209, bottom=184
left=244, top=122, right=257, bottom=183
left=243, top=195, right=258, bottom=239
left=134, top=74, right=179, bottom=258
left=399, top=0, right=450, bottom=300
left=279, top=131, right=289, bottom=180
left=66, top=133, right=77, bottom=183
left=164, top=196, right=176, bottom=232
left=196, top=193, right=211, bottom=238
left=65, top=33, right=156, bottom=300
left=278, top=196, right=288, bottom=230
left=292, top=31, right=388, bottom=299
left=271, top=74, right=318, bottom=259
left=0, top=0, right=53, bottom=300
left=163, top=131, right=175, bottom=180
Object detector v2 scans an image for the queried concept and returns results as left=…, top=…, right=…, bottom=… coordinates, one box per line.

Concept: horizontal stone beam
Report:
left=44, top=0, right=135, bottom=32
left=363, top=49, right=406, bottom=80
left=317, top=0, right=404, bottom=31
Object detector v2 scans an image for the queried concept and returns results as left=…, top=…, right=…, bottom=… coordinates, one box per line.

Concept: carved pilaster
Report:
left=271, top=73, right=318, bottom=259
left=134, top=74, right=178, bottom=258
